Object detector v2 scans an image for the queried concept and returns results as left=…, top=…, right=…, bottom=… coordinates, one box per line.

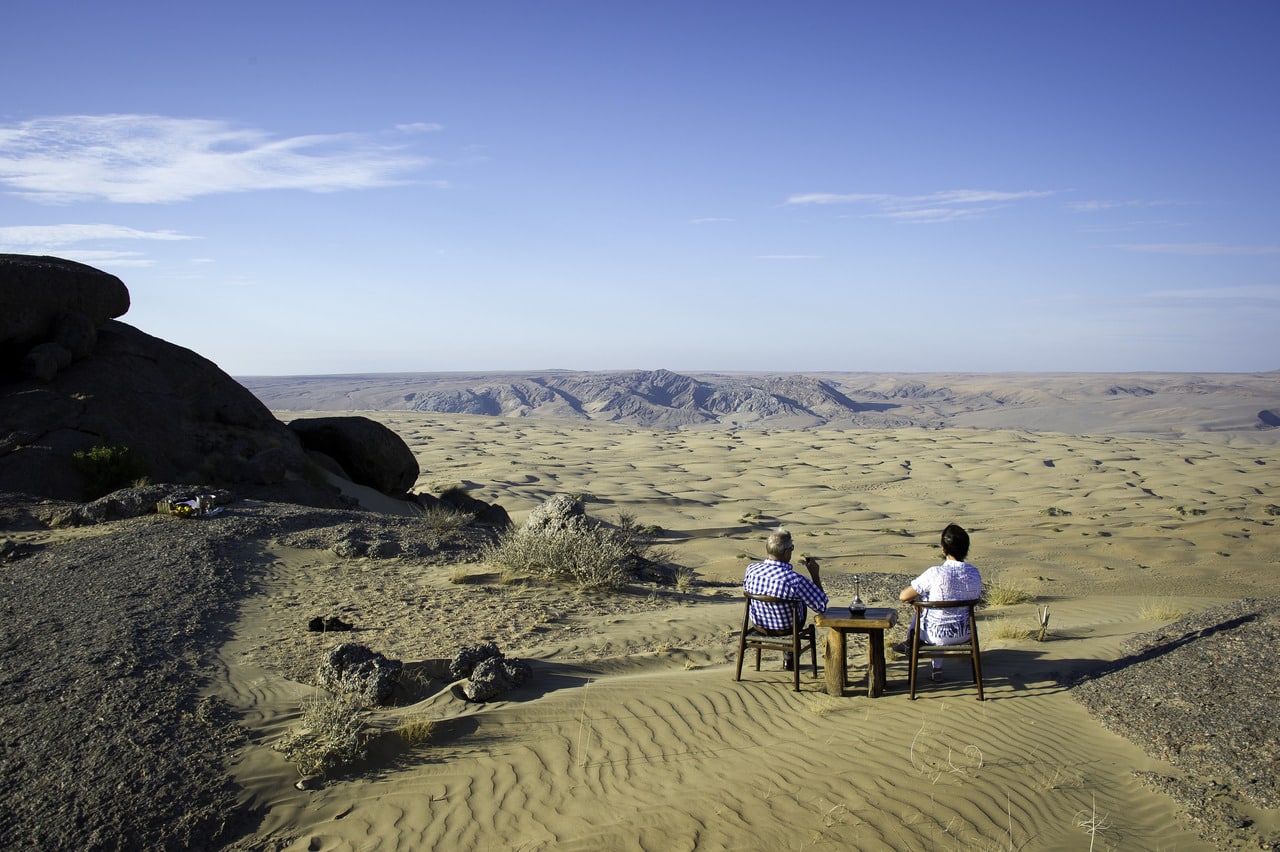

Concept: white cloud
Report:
left=0, top=223, right=195, bottom=250
left=1114, top=242, right=1280, bottom=256
left=43, top=249, right=155, bottom=267
left=785, top=188, right=1053, bottom=222
left=0, top=114, right=434, bottom=203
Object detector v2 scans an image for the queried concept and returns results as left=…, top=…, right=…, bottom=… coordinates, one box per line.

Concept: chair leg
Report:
left=735, top=632, right=747, bottom=682
left=791, top=631, right=801, bottom=692
left=908, top=644, right=919, bottom=700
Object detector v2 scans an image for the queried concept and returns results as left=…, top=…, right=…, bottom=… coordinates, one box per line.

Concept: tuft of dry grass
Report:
left=985, top=617, right=1034, bottom=642
left=395, top=716, right=438, bottom=746
left=984, top=576, right=1035, bottom=606
left=1138, top=597, right=1192, bottom=621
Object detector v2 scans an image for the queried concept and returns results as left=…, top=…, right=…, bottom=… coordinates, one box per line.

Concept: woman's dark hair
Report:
left=941, top=524, right=970, bottom=561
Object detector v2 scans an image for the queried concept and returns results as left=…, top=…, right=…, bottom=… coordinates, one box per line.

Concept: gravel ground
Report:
left=0, top=492, right=487, bottom=851
left=1071, top=597, right=1280, bottom=850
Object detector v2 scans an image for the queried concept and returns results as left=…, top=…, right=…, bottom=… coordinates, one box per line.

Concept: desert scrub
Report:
left=72, top=443, right=149, bottom=499
left=275, top=692, right=367, bottom=776
left=420, top=504, right=475, bottom=538
left=485, top=512, right=665, bottom=590
left=983, top=576, right=1035, bottom=606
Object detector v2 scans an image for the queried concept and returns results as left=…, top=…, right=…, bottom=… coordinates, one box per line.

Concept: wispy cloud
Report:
left=0, top=114, right=434, bottom=203
left=785, top=189, right=1053, bottom=222
left=1067, top=198, right=1183, bottom=212
left=1114, top=242, right=1280, bottom=256
left=0, top=223, right=196, bottom=249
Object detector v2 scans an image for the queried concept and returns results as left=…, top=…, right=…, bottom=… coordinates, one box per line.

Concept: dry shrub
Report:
left=275, top=692, right=367, bottom=776
left=421, top=505, right=475, bottom=538
left=485, top=511, right=668, bottom=590
left=984, top=577, right=1035, bottom=606
left=1138, top=597, right=1191, bottom=621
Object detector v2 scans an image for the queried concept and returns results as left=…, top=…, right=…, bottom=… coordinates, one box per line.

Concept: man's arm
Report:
left=801, top=556, right=824, bottom=591
left=899, top=584, right=920, bottom=603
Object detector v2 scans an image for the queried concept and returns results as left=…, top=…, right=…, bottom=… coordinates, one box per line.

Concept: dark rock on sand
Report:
left=523, top=493, right=587, bottom=533
left=1072, top=597, right=1280, bottom=849
left=431, top=486, right=513, bottom=527
left=288, top=415, right=420, bottom=497
left=316, top=643, right=403, bottom=706
left=448, top=642, right=531, bottom=702
left=463, top=654, right=532, bottom=702
left=449, top=641, right=503, bottom=681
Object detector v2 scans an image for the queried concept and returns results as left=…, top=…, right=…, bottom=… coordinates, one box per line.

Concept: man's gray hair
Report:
left=766, top=528, right=794, bottom=559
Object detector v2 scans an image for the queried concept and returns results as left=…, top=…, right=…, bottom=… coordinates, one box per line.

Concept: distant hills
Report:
left=240, top=369, right=1280, bottom=440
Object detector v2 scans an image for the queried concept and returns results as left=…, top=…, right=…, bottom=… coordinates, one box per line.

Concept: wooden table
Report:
left=814, top=607, right=898, bottom=698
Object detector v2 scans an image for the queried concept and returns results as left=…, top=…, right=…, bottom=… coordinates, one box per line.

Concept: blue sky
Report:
left=2, top=2, right=1277, bottom=375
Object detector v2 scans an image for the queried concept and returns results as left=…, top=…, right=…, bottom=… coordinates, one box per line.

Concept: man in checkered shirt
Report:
left=743, top=529, right=828, bottom=667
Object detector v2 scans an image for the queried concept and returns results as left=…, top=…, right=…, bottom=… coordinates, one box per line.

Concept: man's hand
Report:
left=802, top=555, right=822, bottom=588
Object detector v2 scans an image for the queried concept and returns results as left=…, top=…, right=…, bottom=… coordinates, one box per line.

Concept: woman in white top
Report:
left=896, top=524, right=983, bottom=679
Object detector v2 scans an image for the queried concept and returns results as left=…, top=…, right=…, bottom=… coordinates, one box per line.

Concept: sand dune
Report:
left=205, top=412, right=1278, bottom=850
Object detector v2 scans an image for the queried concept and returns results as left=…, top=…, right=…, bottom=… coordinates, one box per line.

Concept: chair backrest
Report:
left=911, top=599, right=980, bottom=644
left=744, top=591, right=807, bottom=633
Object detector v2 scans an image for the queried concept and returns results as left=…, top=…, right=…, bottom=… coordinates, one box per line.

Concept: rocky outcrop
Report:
left=0, top=317, right=349, bottom=506
left=0, top=255, right=446, bottom=509
left=1, top=254, right=131, bottom=382
left=288, top=415, right=420, bottom=497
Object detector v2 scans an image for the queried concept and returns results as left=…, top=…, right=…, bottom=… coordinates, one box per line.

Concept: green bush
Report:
left=72, top=443, right=149, bottom=499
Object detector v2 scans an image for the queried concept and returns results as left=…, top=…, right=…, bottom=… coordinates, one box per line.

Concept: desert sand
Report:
left=200, top=412, right=1278, bottom=851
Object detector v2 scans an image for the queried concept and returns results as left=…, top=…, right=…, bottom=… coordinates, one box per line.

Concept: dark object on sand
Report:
left=308, top=615, right=354, bottom=632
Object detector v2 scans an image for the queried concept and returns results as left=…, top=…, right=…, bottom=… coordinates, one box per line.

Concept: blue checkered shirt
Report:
left=743, top=559, right=829, bottom=630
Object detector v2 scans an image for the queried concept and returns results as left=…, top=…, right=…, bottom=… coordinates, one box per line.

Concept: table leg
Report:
left=868, top=630, right=886, bottom=698
left=823, top=629, right=846, bottom=697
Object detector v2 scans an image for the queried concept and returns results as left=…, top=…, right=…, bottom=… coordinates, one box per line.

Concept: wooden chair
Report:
left=735, top=592, right=818, bottom=692
left=908, top=600, right=984, bottom=700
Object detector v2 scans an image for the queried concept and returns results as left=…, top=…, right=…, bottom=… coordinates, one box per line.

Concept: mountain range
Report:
left=240, top=368, right=1280, bottom=440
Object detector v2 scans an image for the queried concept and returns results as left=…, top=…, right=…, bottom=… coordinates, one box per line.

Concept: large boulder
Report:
left=1, top=255, right=130, bottom=380
left=288, top=415, right=419, bottom=497
left=0, top=318, right=347, bottom=507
